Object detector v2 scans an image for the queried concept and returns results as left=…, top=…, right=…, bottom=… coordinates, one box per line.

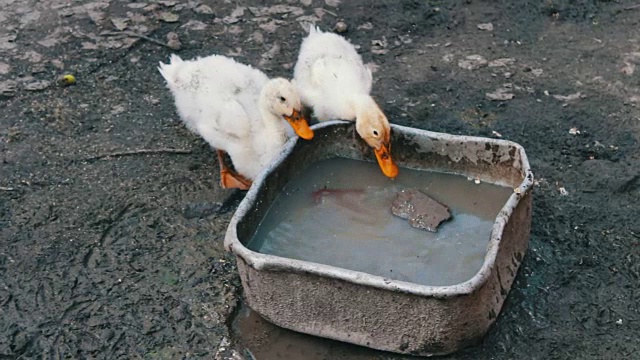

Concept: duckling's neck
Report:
left=257, top=102, right=288, bottom=154
left=349, top=94, right=377, bottom=121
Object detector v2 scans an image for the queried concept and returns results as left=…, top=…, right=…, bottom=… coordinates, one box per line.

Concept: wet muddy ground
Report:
left=1, top=0, right=639, bottom=359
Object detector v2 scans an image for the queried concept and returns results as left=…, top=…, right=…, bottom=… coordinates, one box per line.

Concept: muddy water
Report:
left=248, top=158, right=512, bottom=286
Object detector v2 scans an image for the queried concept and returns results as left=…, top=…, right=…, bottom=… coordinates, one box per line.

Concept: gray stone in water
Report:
left=391, top=188, right=452, bottom=232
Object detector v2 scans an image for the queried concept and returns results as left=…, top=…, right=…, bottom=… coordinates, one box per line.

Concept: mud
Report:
left=1, top=0, right=639, bottom=358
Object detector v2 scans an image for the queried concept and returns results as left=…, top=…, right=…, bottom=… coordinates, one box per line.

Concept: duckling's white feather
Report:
left=293, top=26, right=373, bottom=120
left=159, top=54, right=290, bottom=180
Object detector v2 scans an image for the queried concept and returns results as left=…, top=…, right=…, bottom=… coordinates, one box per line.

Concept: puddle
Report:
left=247, top=158, right=512, bottom=286
left=232, top=303, right=381, bottom=360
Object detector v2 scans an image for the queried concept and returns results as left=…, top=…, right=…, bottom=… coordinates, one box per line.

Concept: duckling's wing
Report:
left=159, top=54, right=265, bottom=149
left=194, top=98, right=252, bottom=149
left=294, top=30, right=372, bottom=95
left=311, top=56, right=372, bottom=94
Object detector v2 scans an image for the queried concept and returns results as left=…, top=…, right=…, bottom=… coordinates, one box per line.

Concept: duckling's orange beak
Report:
left=284, top=109, right=314, bottom=140
left=374, top=141, right=399, bottom=179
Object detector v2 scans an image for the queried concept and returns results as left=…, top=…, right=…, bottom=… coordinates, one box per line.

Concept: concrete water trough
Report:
left=224, top=120, right=534, bottom=356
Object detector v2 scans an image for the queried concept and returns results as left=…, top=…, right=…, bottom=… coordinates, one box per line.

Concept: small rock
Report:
left=223, top=6, right=245, bottom=24
left=371, top=37, right=388, bottom=54
left=228, top=25, right=243, bottom=35
left=399, top=34, right=412, bottom=44
left=127, top=3, right=148, bottom=9
left=300, top=0, right=313, bottom=5
left=503, top=72, right=513, bottom=79
left=0, top=80, right=17, bottom=98
left=492, top=130, right=503, bottom=138
left=324, top=0, right=340, bottom=7
left=159, top=12, right=179, bottom=23
left=488, top=57, right=516, bottom=67
left=621, top=62, right=635, bottom=76
left=82, top=42, right=99, bottom=50
left=24, top=80, right=51, bottom=91
left=372, top=49, right=389, bottom=55
left=621, top=52, right=640, bottom=75
left=250, top=31, right=264, bottom=44
left=111, top=104, right=126, bottom=115
left=391, top=188, right=452, bottom=232
left=127, top=12, right=148, bottom=24
left=486, top=87, right=514, bottom=101
left=0, top=34, right=17, bottom=50
left=259, top=20, right=279, bottom=33
left=223, top=15, right=240, bottom=25
left=477, top=22, right=494, bottom=31
left=58, top=8, right=75, bottom=17
left=194, top=5, right=214, bottom=14
left=553, top=92, right=584, bottom=101
left=371, top=38, right=387, bottom=48
left=111, top=17, right=129, bottom=31
left=558, top=187, right=569, bottom=196
left=334, top=21, right=348, bottom=33
left=182, top=20, right=207, bottom=31
left=358, top=22, right=373, bottom=30
left=166, top=32, right=181, bottom=50
left=51, top=60, right=64, bottom=69
left=21, top=51, right=43, bottom=63
left=531, top=68, right=544, bottom=77
left=88, top=10, right=106, bottom=25
left=0, top=62, right=10, bottom=75
left=474, top=178, right=481, bottom=185
left=569, top=127, right=580, bottom=135
left=442, top=53, right=454, bottom=63
left=458, top=55, right=488, bottom=70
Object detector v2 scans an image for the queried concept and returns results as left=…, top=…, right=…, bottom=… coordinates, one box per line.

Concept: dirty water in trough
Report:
left=1, top=0, right=640, bottom=359
left=248, top=158, right=512, bottom=287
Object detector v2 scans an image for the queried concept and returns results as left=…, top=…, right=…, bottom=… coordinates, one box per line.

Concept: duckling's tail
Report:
left=157, top=54, right=184, bottom=88
left=308, top=24, right=322, bottom=35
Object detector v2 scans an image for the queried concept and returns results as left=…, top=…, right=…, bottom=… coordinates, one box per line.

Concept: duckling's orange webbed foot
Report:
left=220, top=170, right=252, bottom=190
left=217, top=150, right=253, bottom=190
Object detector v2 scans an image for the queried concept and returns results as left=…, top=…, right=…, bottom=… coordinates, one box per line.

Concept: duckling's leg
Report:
left=216, top=150, right=253, bottom=190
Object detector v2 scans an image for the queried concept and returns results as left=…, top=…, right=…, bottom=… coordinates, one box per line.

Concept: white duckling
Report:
left=158, top=54, right=314, bottom=190
left=293, top=26, right=398, bottom=179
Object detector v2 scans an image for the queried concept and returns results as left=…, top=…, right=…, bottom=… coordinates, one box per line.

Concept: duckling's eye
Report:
left=279, top=96, right=286, bottom=103
left=373, top=130, right=379, bottom=137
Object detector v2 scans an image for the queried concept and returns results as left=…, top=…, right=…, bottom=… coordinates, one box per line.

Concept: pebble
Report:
left=0, top=62, right=10, bottom=75
left=334, top=21, right=348, bottom=33
left=458, top=55, right=488, bottom=70
left=477, top=23, right=494, bottom=31
left=194, top=5, right=214, bottom=14
left=24, top=80, right=51, bottom=91
left=159, top=12, right=179, bottom=23
left=166, top=32, right=182, bottom=50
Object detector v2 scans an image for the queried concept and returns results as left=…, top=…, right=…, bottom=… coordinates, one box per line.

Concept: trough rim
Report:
left=224, top=120, right=534, bottom=299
